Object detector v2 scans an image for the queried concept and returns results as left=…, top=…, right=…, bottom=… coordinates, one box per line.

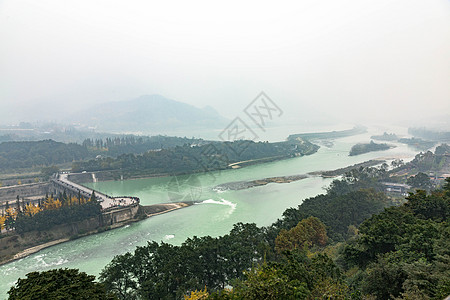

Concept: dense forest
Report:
left=0, top=140, right=90, bottom=170
left=81, top=135, right=203, bottom=156
left=0, top=136, right=202, bottom=171
left=349, top=141, right=392, bottom=156
left=398, top=144, right=449, bottom=175
left=7, top=171, right=450, bottom=299
left=72, top=139, right=319, bottom=174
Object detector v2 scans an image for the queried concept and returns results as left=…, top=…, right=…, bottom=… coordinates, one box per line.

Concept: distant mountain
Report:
left=72, top=95, right=229, bottom=134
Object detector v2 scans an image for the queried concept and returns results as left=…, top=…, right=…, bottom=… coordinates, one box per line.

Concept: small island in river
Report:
left=349, top=141, right=394, bottom=156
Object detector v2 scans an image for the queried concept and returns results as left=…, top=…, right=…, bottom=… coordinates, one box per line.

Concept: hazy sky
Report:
left=0, top=0, right=449, bottom=125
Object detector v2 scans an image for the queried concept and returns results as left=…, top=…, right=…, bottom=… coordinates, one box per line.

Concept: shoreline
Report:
left=0, top=202, right=193, bottom=266
left=213, top=160, right=385, bottom=191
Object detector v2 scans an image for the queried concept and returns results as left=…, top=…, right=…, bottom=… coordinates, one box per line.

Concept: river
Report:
left=0, top=128, right=420, bottom=297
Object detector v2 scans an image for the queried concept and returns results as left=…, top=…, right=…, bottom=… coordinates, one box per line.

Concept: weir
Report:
left=50, top=173, right=139, bottom=210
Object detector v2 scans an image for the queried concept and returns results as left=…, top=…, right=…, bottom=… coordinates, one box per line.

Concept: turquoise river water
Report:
left=0, top=129, right=420, bottom=297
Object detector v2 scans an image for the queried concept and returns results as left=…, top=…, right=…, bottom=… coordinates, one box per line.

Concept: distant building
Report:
left=381, top=182, right=411, bottom=194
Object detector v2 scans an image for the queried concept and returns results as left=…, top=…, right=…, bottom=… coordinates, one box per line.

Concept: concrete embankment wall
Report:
left=0, top=204, right=142, bottom=263
left=102, top=204, right=140, bottom=225
left=1, top=215, right=102, bottom=263
left=0, top=183, right=50, bottom=202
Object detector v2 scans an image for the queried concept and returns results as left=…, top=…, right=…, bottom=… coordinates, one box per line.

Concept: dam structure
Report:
left=51, top=173, right=139, bottom=210
left=50, top=172, right=141, bottom=224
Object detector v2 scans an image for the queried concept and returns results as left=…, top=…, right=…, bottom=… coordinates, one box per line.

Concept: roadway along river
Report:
left=0, top=130, right=420, bottom=297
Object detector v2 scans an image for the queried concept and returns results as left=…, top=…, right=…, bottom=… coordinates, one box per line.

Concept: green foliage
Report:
left=0, top=140, right=90, bottom=170
left=434, top=143, right=450, bottom=155
left=100, top=223, right=269, bottom=299
left=73, top=140, right=319, bottom=174
left=40, top=165, right=60, bottom=180
left=8, top=268, right=116, bottom=300
left=342, top=179, right=450, bottom=299
left=407, top=172, right=432, bottom=191
left=349, top=141, right=392, bottom=156
left=409, top=150, right=448, bottom=173
left=275, top=217, right=328, bottom=253
left=82, top=135, right=202, bottom=156
left=405, top=189, right=449, bottom=221
left=14, top=201, right=102, bottom=233
left=228, top=251, right=350, bottom=300
left=270, top=170, right=388, bottom=242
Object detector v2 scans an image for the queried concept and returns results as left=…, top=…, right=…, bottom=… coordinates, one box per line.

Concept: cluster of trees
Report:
left=341, top=183, right=450, bottom=299
left=386, top=144, right=449, bottom=186
left=370, top=132, right=398, bottom=141
left=406, top=172, right=432, bottom=191
left=81, top=135, right=203, bottom=156
left=1, top=196, right=48, bottom=231
left=407, top=145, right=449, bottom=174
left=97, top=218, right=343, bottom=300
left=1, top=192, right=100, bottom=234
left=0, top=140, right=90, bottom=170
left=0, top=136, right=203, bottom=171
left=349, top=141, right=392, bottom=156
left=7, top=269, right=115, bottom=300
left=72, top=140, right=319, bottom=174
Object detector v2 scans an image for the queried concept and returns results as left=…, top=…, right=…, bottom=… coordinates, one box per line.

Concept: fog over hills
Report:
left=71, top=94, right=229, bottom=134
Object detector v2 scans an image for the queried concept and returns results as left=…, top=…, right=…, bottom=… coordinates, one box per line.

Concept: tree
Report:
left=90, top=191, right=97, bottom=202
left=41, top=165, right=60, bottom=180
left=232, top=262, right=310, bottom=299
left=0, top=214, right=6, bottom=231
left=23, top=203, right=41, bottom=216
left=100, top=252, right=138, bottom=300
left=184, top=287, right=209, bottom=300
left=407, top=172, right=432, bottom=191
left=8, top=268, right=116, bottom=300
left=275, top=217, right=328, bottom=253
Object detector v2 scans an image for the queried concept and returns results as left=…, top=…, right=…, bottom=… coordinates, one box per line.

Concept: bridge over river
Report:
left=51, top=173, right=139, bottom=210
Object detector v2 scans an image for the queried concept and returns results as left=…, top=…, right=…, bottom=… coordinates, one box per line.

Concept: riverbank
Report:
left=308, top=159, right=385, bottom=177
left=0, top=202, right=193, bottom=266
left=213, top=160, right=386, bottom=191
left=67, top=154, right=309, bottom=185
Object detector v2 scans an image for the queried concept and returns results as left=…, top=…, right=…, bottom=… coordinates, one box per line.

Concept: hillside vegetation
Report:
left=72, top=139, right=319, bottom=175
